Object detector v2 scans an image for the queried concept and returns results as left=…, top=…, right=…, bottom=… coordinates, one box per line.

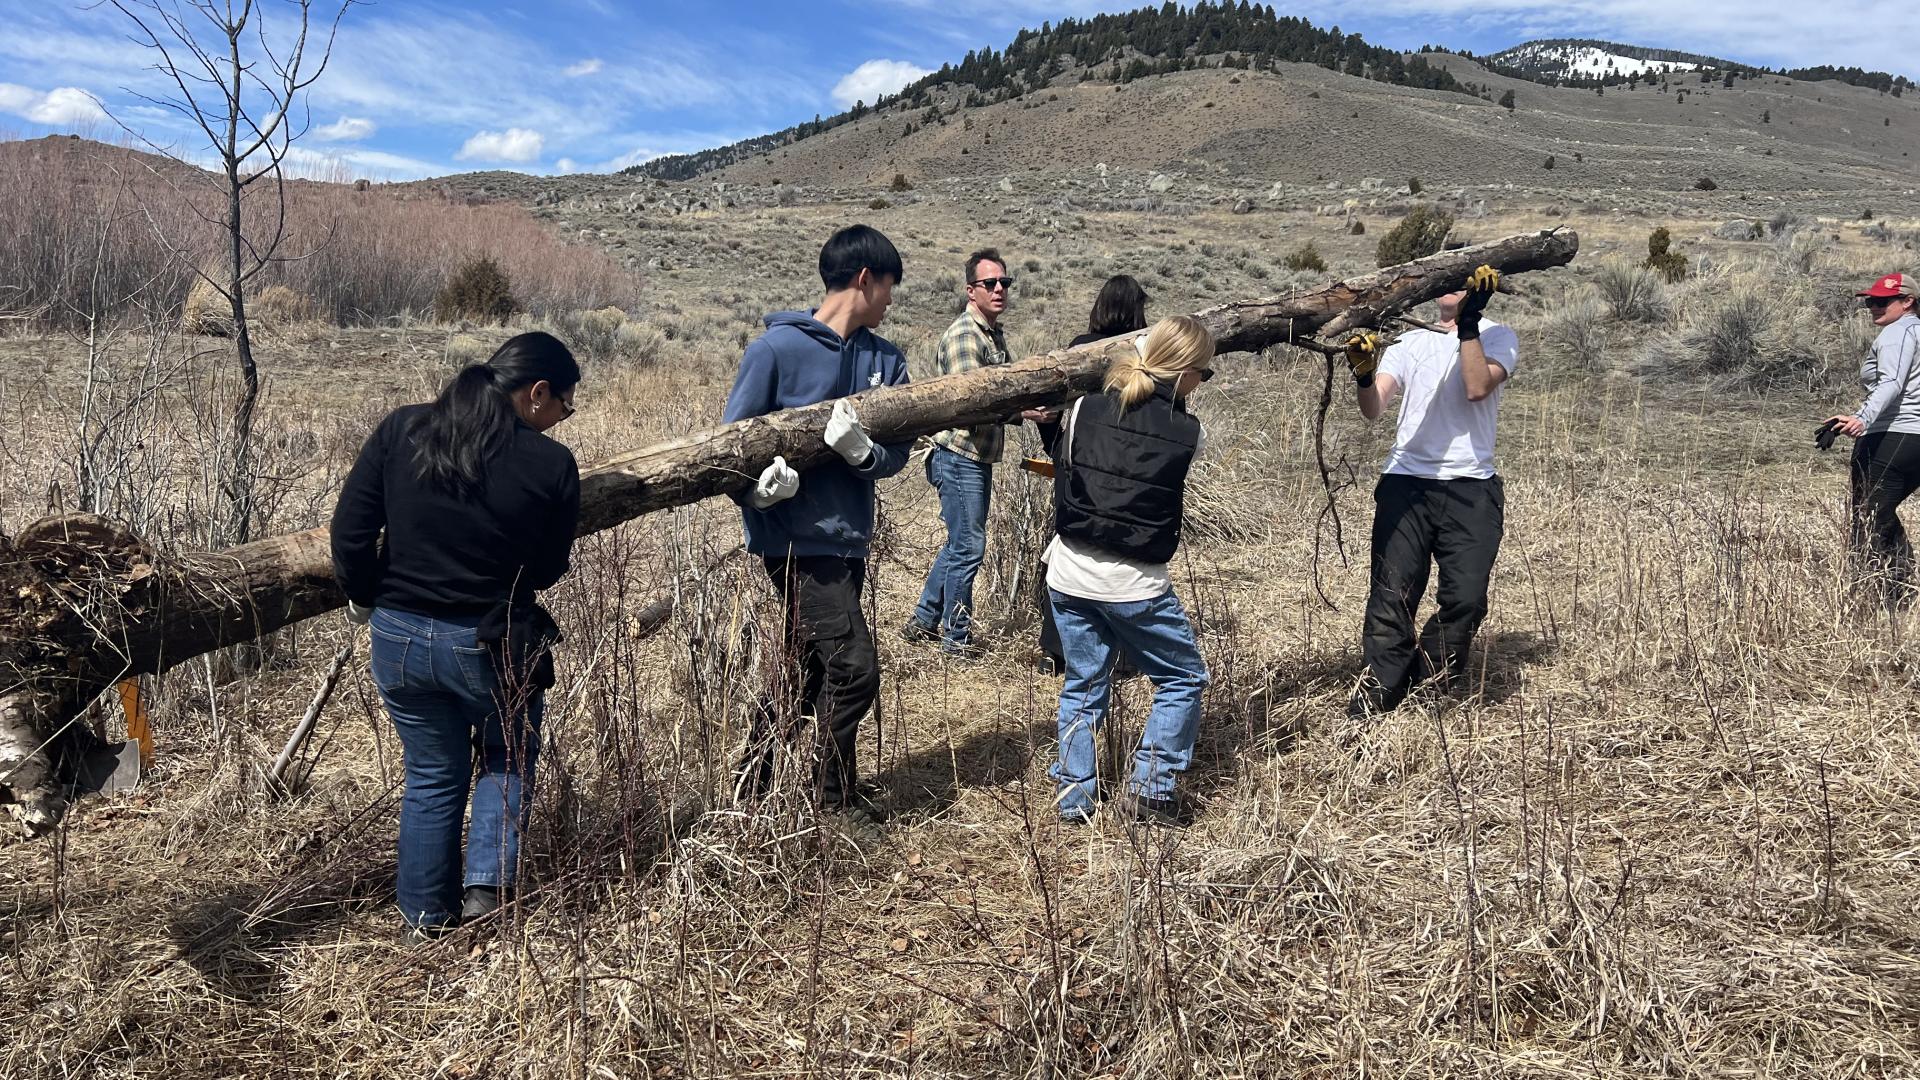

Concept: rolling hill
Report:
left=692, top=51, right=1920, bottom=197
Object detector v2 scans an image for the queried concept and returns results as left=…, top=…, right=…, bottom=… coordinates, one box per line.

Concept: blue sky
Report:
left=0, top=0, right=1904, bottom=180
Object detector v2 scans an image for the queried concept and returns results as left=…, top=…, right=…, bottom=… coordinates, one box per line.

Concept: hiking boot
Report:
left=824, top=780, right=889, bottom=825
left=1346, top=691, right=1378, bottom=722
left=939, top=640, right=987, bottom=662
left=1129, top=793, right=1190, bottom=828
left=402, top=920, right=456, bottom=946
left=899, top=620, right=940, bottom=646
left=461, top=885, right=503, bottom=922
left=1347, top=677, right=1398, bottom=721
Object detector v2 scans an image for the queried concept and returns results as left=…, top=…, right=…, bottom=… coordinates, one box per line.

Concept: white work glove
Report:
left=747, top=455, right=800, bottom=509
left=346, top=601, right=373, bottom=625
left=823, top=398, right=875, bottom=467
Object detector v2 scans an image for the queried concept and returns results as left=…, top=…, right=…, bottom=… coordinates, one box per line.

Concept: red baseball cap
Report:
left=1857, top=272, right=1919, bottom=298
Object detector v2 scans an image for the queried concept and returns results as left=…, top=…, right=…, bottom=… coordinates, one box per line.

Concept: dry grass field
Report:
left=1, top=179, right=1917, bottom=1079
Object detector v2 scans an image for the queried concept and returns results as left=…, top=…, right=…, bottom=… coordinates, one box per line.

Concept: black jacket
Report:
left=330, top=403, right=580, bottom=618
left=1052, top=383, right=1200, bottom=564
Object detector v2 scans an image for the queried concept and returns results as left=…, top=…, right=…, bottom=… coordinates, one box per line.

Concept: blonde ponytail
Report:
left=1100, top=314, right=1215, bottom=410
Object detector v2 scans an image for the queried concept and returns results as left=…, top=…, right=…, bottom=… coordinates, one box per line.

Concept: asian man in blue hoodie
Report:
left=724, top=224, right=913, bottom=817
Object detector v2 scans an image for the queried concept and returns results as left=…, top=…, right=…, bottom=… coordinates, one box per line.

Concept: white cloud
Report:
left=564, top=58, right=604, bottom=78
left=455, top=127, right=545, bottom=163
left=830, top=59, right=932, bottom=109
left=0, top=83, right=105, bottom=126
left=313, top=115, right=376, bottom=142
left=555, top=157, right=579, bottom=173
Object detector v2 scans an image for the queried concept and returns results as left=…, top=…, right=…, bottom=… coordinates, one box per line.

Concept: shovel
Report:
left=71, top=679, right=154, bottom=796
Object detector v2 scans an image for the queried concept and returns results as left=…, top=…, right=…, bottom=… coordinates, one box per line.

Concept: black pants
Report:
left=737, top=556, right=879, bottom=808
left=1360, top=474, right=1505, bottom=709
left=1850, top=431, right=1920, bottom=603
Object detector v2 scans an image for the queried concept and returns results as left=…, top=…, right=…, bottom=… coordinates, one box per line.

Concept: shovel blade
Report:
left=71, top=740, right=142, bottom=795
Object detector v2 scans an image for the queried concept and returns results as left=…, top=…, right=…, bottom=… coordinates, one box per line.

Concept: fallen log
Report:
left=0, top=230, right=1577, bottom=833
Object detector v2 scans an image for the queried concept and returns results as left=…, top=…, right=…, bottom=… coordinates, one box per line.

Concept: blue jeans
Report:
left=370, top=607, right=543, bottom=929
left=1048, top=589, right=1209, bottom=817
left=912, top=446, right=993, bottom=649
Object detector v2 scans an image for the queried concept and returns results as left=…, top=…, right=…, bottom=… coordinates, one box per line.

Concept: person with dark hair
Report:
left=1344, top=266, right=1516, bottom=718
left=904, top=247, right=1049, bottom=657
left=1070, top=274, right=1150, bottom=348
left=330, top=330, right=582, bottom=940
left=1822, top=272, right=1920, bottom=607
left=724, top=224, right=912, bottom=819
left=1046, top=315, right=1214, bottom=827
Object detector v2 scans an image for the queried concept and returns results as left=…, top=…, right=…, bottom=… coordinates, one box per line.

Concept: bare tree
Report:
left=105, top=0, right=351, bottom=548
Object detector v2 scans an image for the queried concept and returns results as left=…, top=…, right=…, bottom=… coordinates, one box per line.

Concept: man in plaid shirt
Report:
left=905, top=248, right=1052, bottom=655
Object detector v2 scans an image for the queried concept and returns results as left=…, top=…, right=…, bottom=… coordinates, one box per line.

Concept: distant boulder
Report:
left=1712, top=219, right=1762, bottom=240
left=1148, top=173, right=1174, bottom=193
left=1231, top=198, right=1253, bottom=215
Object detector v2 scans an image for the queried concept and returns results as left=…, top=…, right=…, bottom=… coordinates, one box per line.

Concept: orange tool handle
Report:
left=117, top=679, right=154, bottom=770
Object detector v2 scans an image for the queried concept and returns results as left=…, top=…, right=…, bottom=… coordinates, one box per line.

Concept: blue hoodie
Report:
left=722, top=310, right=913, bottom=559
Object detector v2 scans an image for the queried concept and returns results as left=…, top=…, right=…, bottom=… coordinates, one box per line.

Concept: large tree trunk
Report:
left=0, top=230, right=1576, bottom=834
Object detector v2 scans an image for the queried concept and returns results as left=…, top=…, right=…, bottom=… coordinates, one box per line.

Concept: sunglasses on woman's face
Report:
left=1196, top=368, right=1215, bottom=382
left=969, top=276, right=1015, bottom=292
left=1867, top=296, right=1899, bottom=309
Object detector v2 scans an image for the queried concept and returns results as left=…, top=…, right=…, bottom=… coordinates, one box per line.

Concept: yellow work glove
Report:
left=1344, top=331, right=1380, bottom=387
left=1456, top=264, right=1499, bottom=340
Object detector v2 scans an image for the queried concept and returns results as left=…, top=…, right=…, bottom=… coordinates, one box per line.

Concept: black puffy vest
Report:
left=1053, top=382, right=1201, bottom=564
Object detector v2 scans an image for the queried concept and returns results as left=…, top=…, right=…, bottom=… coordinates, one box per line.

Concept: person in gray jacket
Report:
left=1824, top=272, right=1920, bottom=605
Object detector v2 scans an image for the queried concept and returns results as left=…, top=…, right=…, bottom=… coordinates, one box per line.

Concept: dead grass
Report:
left=0, top=198, right=1915, bottom=1079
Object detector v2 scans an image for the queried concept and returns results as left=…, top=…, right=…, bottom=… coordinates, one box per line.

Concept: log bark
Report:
left=0, top=229, right=1576, bottom=833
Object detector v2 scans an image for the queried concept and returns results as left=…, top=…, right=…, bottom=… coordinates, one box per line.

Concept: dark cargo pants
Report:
left=1359, top=473, right=1504, bottom=710
left=736, top=555, right=879, bottom=808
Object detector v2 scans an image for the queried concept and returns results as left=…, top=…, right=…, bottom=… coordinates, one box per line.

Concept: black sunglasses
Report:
left=969, top=276, right=1016, bottom=291
left=1197, top=368, right=1215, bottom=382
left=1866, top=296, right=1899, bottom=309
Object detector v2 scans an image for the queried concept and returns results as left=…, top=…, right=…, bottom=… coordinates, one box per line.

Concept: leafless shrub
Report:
left=1543, top=293, right=1609, bottom=371
left=1592, top=258, right=1669, bottom=323
left=1637, top=267, right=1847, bottom=390
left=0, top=138, right=641, bottom=330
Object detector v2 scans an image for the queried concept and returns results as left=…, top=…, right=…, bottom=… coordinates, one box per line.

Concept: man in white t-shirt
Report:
left=1343, top=265, right=1517, bottom=717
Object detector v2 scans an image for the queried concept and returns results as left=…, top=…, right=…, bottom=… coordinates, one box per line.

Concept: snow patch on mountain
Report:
left=1488, top=40, right=1726, bottom=82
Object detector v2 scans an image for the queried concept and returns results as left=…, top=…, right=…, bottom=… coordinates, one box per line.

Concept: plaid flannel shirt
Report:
left=929, top=307, right=1012, bottom=463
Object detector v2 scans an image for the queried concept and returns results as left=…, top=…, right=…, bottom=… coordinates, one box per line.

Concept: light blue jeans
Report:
left=912, top=445, right=993, bottom=650
left=370, top=607, right=542, bottom=930
left=1047, top=588, right=1209, bottom=818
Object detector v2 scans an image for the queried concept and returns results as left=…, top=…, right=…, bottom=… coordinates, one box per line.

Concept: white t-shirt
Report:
left=1045, top=534, right=1170, bottom=603
left=1377, top=323, right=1519, bottom=480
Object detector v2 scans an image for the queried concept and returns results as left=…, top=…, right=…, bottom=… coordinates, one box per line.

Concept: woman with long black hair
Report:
left=1069, top=274, right=1150, bottom=348
left=331, top=331, right=582, bottom=938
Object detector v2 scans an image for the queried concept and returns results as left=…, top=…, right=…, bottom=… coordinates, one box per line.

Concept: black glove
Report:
left=1456, top=265, right=1499, bottom=342
left=1815, top=418, right=1843, bottom=451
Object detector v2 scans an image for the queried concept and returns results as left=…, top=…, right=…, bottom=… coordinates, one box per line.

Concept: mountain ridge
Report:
left=622, top=2, right=1912, bottom=185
